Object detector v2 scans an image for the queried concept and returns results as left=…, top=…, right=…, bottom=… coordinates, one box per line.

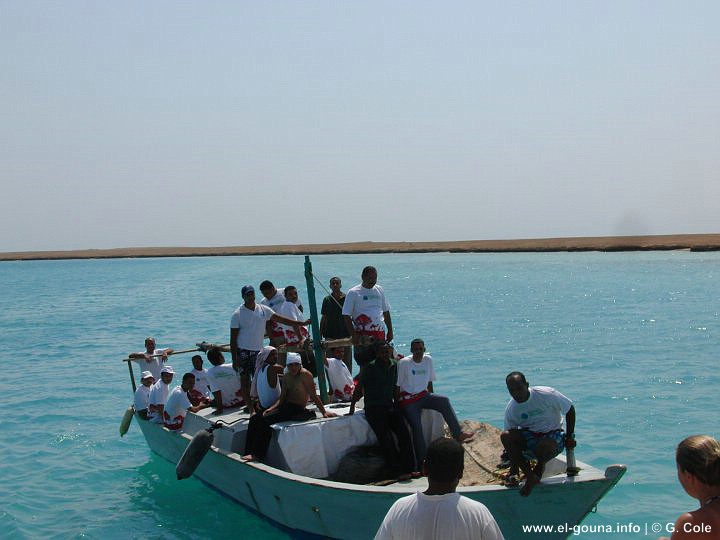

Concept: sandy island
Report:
left=1, top=234, right=719, bottom=261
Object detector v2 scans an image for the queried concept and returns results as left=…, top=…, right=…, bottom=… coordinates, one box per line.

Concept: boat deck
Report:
left=177, top=403, right=567, bottom=487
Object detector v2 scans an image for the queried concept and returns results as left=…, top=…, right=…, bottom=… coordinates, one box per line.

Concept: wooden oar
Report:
left=124, top=342, right=231, bottom=361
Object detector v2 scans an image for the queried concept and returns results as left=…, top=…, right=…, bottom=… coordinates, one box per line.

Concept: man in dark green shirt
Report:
left=349, top=342, right=415, bottom=479
left=320, top=276, right=352, bottom=372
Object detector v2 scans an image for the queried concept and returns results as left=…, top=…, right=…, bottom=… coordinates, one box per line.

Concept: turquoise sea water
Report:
left=1, top=252, right=718, bottom=539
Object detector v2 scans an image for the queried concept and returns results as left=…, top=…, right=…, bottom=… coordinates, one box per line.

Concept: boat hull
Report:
left=137, top=418, right=625, bottom=540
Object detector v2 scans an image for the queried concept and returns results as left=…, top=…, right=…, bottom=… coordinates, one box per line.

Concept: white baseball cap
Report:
left=161, top=365, right=175, bottom=374
left=140, top=371, right=154, bottom=380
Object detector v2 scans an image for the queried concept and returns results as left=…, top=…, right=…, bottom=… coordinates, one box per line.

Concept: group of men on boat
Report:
left=130, top=265, right=576, bottom=499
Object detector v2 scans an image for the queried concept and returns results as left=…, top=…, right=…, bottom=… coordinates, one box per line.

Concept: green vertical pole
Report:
left=304, top=256, right=329, bottom=403
left=127, top=359, right=137, bottom=393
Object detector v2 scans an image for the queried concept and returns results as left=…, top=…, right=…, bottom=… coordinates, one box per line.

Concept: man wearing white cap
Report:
left=148, top=365, right=174, bottom=423
left=134, top=371, right=155, bottom=420
left=242, top=353, right=336, bottom=462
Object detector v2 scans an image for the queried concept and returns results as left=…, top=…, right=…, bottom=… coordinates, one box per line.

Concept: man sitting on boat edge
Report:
left=501, top=371, right=576, bottom=496
left=163, top=372, right=211, bottom=430
left=205, top=346, right=243, bottom=414
left=134, top=371, right=155, bottom=420
left=396, top=338, right=474, bottom=473
left=249, top=346, right=284, bottom=412
left=148, top=365, right=174, bottom=423
left=241, top=354, right=336, bottom=463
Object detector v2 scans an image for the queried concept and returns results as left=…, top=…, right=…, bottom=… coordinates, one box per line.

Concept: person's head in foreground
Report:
left=424, top=437, right=464, bottom=490
left=659, top=435, right=720, bottom=540
left=676, top=435, right=720, bottom=494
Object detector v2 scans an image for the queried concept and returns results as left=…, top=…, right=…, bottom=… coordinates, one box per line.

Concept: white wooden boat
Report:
left=129, top=257, right=625, bottom=538
left=133, top=400, right=625, bottom=540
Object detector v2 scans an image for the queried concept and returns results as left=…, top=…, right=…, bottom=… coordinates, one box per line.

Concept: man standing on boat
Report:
left=259, top=280, right=290, bottom=348
left=241, top=354, right=336, bottom=462
left=129, top=337, right=174, bottom=381
left=342, top=266, right=393, bottom=366
left=320, top=276, right=352, bottom=372
left=501, top=371, right=576, bottom=497
left=231, top=285, right=311, bottom=413
left=259, top=280, right=305, bottom=348
left=276, top=285, right=316, bottom=374
left=375, top=437, right=505, bottom=540
left=349, top=342, right=414, bottom=480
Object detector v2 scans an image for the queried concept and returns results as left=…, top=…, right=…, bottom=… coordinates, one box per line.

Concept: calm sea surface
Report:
left=1, top=252, right=718, bottom=539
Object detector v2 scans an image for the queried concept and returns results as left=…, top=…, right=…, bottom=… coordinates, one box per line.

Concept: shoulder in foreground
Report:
left=671, top=511, right=713, bottom=539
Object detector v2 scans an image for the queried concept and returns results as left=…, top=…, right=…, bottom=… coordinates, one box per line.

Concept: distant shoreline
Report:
left=2, top=234, right=719, bottom=261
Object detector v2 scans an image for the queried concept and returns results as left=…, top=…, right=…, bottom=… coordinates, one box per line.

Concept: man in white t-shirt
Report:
left=134, top=371, right=155, bottom=420
left=205, top=346, right=243, bottom=414
left=230, top=285, right=311, bottom=411
left=275, top=286, right=309, bottom=347
left=189, top=354, right=212, bottom=404
left=260, top=280, right=287, bottom=346
left=501, top=371, right=576, bottom=496
left=259, top=280, right=305, bottom=346
left=277, top=285, right=319, bottom=375
left=129, top=337, right=174, bottom=381
left=163, top=373, right=211, bottom=430
left=148, top=365, right=174, bottom=423
left=342, top=266, right=393, bottom=366
left=396, top=338, right=473, bottom=472
left=375, top=437, right=505, bottom=540
left=324, top=346, right=354, bottom=402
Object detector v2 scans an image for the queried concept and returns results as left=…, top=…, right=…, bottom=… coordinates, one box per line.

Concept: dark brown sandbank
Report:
left=2, top=234, right=719, bottom=261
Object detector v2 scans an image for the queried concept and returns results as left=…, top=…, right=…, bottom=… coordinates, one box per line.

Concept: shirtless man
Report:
left=242, top=354, right=336, bottom=462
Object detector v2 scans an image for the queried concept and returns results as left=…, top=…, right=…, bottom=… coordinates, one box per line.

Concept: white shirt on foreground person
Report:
left=374, top=491, right=504, bottom=540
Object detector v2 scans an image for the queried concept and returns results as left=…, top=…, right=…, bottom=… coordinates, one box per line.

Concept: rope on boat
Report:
left=462, top=443, right=507, bottom=482
left=308, top=268, right=344, bottom=311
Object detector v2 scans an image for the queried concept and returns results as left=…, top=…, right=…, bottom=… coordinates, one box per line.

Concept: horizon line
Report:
left=2, top=233, right=720, bottom=261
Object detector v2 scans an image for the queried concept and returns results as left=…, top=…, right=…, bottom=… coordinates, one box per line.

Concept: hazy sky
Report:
left=2, top=2, right=718, bottom=252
